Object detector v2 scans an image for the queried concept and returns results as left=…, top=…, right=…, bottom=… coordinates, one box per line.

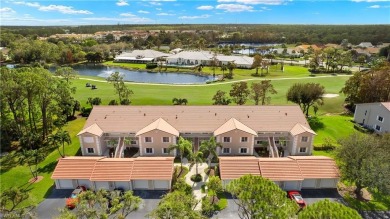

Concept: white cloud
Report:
left=13, top=1, right=40, bottom=7
left=150, top=2, right=162, bottom=5
left=217, top=0, right=286, bottom=5
left=39, top=5, right=93, bottom=14
left=120, top=12, right=136, bottom=16
left=216, top=4, right=254, bottom=12
left=138, top=10, right=150, bottom=13
left=179, top=14, right=211, bottom=19
left=156, top=8, right=162, bottom=10
left=197, top=5, right=214, bottom=10
left=116, top=0, right=129, bottom=6
left=261, top=6, right=271, bottom=10
left=0, top=7, right=16, bottom=13
left=157, top=12, right=175, bottom=15
left=368, top=4, right=381, bottom=7
left=82, top=17, right=153, bottom=23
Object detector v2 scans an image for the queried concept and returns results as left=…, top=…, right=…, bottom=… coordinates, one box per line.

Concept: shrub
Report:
left=146, top=62, right=158, bottom=69
left=80, top=107, right=92, bottom=117
left=190, top=174, right=202, bottom=182
left=108, top=99, right=118, bottom=105
left=173, top=178, right=192, bottom=195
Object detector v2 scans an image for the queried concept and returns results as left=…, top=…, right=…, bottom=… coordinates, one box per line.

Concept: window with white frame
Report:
left=301, top=136, right=308, bottom=142
left=145, top=137, right=152, bottom=143
left=83, top=137, right=94, bottom=143
left=145, top=148, right=153, bottom=154
left=241, top=137, right=248, bottom=142
left=240, top=148, right=248, bottom=154
left=375, top=125, right=381, bottom=131
left=377, top=116, right=384, bottom=122
left=162, top=148, right=169, bottom=154
left=162, top=137, right=170, bottom=143
left=223, top=137, right=231, bottom=143
left=299, top=147, right=307, bottom=153
left=222, top=148, right=231, bottom=154
left=87, top=148, right=94, bottom=153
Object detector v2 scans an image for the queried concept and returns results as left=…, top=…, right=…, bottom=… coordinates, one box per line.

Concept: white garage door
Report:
left=273, top=181, right=283, bottom=189
left=77, top=179, right=91, bottom=189
left=115, top=181, right=131, bottom=191
left=95, top=181, right=110, bottom=190
left=223, top=180, right=231, bottom=186
left=301, top=179, right=316, bottom=188
left=133, top=180, right=149, bottom=189
left=154, top=180, right=169, bottom=190
left=284, top=181, right=300, bottom=191
left=319, top=179, right=337, bottom=188
left=58, top=179, right=74, bottom=189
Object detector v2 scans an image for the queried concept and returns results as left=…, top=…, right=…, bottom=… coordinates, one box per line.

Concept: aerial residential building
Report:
left=354, top=102, right=390, bottom=134
left=114, top=49, right=170, bottom=63
left=76, top=105, right=316, bottom=158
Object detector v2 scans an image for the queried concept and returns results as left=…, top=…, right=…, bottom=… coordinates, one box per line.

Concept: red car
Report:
left=287, top=191, right=306, bottom=208
left=66, top=186, right=86, bottom=209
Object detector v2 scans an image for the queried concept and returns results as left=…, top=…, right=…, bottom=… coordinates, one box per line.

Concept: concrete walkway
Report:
left=175, top=162, right=209, bottom=211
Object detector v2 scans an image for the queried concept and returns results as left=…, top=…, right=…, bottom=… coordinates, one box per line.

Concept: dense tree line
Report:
left=3, top=24, right=390, bottom=45
left=0, top=67, right=78, bottom=151
left=341, top=62, right=390, bottom=109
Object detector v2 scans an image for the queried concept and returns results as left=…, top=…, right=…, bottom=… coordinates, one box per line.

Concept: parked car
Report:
left=66, top=186, right=86, bottom=209
left=287, top=191, right=306, bottom=208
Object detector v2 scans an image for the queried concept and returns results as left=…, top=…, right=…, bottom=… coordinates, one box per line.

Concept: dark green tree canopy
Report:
left=298, top=199, right=362, bottom=219
left=286, top=82, right=325, bottom=116
left=230, top=82, right=250, bottom=105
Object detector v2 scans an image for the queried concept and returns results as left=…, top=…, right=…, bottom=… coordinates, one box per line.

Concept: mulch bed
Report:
left=338, top=182, right=372, bottom=201
left=29, top=176, right=43, bottom=183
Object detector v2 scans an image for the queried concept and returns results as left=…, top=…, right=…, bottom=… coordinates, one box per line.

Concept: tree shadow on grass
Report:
left=308, top=117, right=325, bottom=131
left=38, top=161, right=58, bottom=174
left=0, top=151, right=22, bottom=173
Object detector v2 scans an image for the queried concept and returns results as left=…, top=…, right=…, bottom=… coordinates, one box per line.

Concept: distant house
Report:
left=166, top=50, right=254, bottom=68
left=114, top=49, right=170, bottom=63
left=354, top=102, right=390, bottom=133
left=358, top=42, right=373, bottom=48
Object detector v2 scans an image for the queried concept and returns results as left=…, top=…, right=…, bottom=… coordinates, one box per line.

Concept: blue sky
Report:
left=1, top=0, right=389, bottom=26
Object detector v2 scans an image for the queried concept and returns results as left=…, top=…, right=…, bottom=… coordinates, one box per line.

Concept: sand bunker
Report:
left=322, top=94, right=339, bottom=98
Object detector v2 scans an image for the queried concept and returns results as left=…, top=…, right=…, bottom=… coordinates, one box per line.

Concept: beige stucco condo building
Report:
left=76, top=105, right=316, bottom=158
left=51, top=105, right=342, bottom=192
left=354, top=102, right=390, bottom=134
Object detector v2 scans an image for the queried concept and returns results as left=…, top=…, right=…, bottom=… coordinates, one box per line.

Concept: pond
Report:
left=69, top=65, right=216, bottom=84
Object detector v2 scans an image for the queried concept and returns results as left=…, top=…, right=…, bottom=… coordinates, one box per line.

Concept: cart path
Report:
left=79, top=74, right=352, bottom=87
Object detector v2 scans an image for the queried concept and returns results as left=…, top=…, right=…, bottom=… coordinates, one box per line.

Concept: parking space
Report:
left=300, top=189, right=345, bottom=205
left=212, top=193, right=239, bottom=219
left=125, top=190, right=167, bottom=218
left=37, top=188, right=73, bottom=219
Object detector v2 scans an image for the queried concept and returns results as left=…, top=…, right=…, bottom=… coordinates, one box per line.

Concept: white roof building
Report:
left=114, top=50, right=170, bottom=63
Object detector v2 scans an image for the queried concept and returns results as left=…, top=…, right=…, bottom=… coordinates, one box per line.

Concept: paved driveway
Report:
left=213, top=189, right=345, bottom=219
left=126, top=190, right=166, bottom=219
left=300, top=189, right=345, bottom=205
left=37, top=188, right=73, bottom=219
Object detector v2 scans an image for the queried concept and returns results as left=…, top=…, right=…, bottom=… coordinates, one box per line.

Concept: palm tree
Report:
left=200, top=137, right=222, bottom=167
left=169, top=136, right=192, bottom=169
left=55, top=129, right=71, bottom=158
left=192, top=151, right=204, bottom=175
left=220, top=64, right=227, bottom=79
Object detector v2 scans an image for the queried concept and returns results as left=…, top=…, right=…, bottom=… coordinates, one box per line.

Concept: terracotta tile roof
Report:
left=51, top=157, right=104, bottom=179
left=290, top=123, right=317, bottom=136
left=219, top=156, right=339, bottom=181
left=83, top=106, right=312, bottom=134
left=288, top=156, right=340, bottom=179
left=214, top=118, right=257, bottom=136
left=219, top=157, right=261, bottom=179
left=90, top=158, right=134, bottom=181
left=136, top=118, right=179, bottom=136
left=259, top=158, right=303, bottom=181
left=381, top=102, right=390, bottom=111
left=131, top=157, right=174, bottom=180
left=77, top=123, right=104, bottom=136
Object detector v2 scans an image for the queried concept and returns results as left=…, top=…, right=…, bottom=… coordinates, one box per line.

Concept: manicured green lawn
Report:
left=312, top=115, right=356, bottom=146
left=0, top=118, right=86, bottom=207
left=75, top=74, right=349, bottom=115
left=344, top=190, right=390, bottom=211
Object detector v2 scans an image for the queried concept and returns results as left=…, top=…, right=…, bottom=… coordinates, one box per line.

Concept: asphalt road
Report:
left=36, top=188, right=73, bottom=219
